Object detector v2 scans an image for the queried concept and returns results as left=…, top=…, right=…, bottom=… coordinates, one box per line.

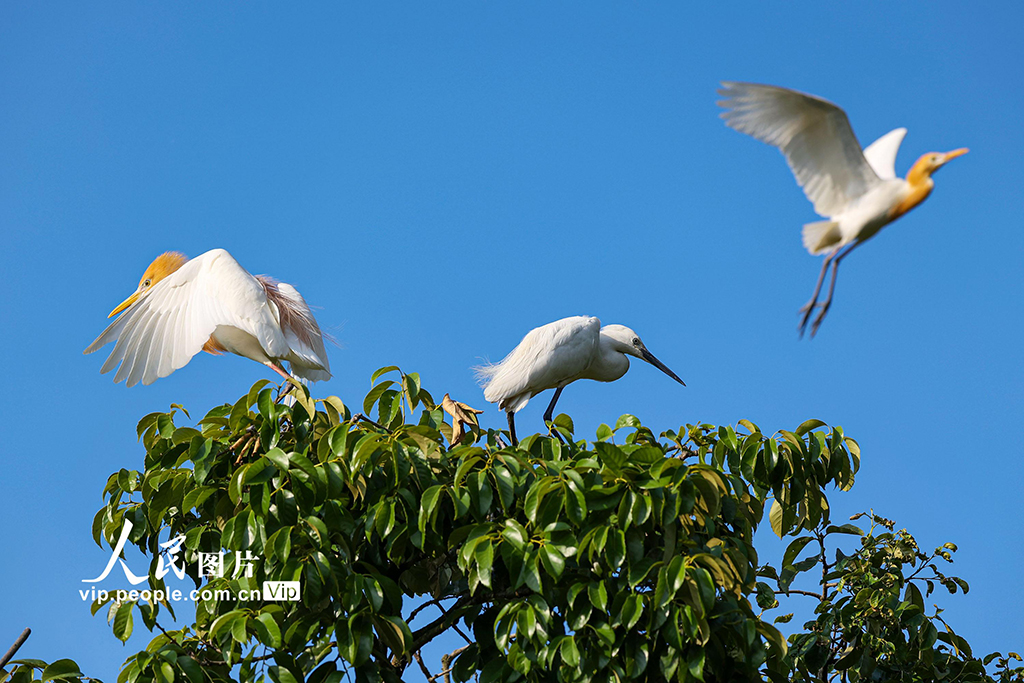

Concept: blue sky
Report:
left=1, top=2, right=1022, bottom=678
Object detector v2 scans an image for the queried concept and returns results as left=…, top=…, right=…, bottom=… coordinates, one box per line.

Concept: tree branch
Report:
left=0, top=628, right=31, bottom=671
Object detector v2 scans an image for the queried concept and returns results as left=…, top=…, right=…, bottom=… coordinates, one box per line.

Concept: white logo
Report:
left=78, top=520, right=294, bottom=603
left=263, top=581, right=301, bottom=601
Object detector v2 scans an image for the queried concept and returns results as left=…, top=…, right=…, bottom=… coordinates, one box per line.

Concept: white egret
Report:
left=476, top=316, right=685, bottom=446
left=85, top=249, right=331, bottom=387
left=718, top=82, right=968, bottom=337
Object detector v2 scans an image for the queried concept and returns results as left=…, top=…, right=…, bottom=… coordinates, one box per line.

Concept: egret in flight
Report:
left=85, top=249, right=331, bottom=387
left=718, top=82, right=968, bottom=337
left=476, top=316, right=684, bottom=446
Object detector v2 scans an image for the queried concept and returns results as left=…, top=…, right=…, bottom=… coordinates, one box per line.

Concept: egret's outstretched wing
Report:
left=862, top=127, right=907, bottom=180
left=85, top=249, right=290, bottom=387
left=718, top=82, right=881, bottom=216
left=477, top=316, right=600, bottom=412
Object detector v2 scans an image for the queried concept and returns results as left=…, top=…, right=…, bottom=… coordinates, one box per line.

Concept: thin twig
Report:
left=0, top=628, right=31, bottom=671
left=353, top=413, right=389, bottom=432
left=413, top=651, right=433, bottom=681
left=152, top=620, right=182, bottom=646
left=777, top=588, right=827, bottom=599
left=452, top=623, right=473, bottom=646
left=409, top=597, right=447, bottom=622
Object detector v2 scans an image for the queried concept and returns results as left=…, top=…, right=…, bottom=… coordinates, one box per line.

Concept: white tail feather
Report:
left=801, top=220, right=841, bottom=255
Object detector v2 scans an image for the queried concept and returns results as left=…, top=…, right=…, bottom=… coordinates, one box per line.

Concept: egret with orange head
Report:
left=718, top=82, right=968, bottom=337
left=85, top=249, right=331, bottom=386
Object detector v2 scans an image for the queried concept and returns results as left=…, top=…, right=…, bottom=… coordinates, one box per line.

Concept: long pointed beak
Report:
left=640, top=347, right=686, bottom=386
left=108, top=291, right=140, bottom=318
left=941, top=148, right=969, bottom=164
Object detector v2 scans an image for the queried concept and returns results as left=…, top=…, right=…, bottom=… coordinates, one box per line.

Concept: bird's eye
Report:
left=143, top=279, right=151, bottom=288
left=632, top=337, right=641, bottom=346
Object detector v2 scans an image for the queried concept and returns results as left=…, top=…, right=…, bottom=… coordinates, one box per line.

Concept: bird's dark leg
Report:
left=799, top=250, right=837, bottom=337
left=544, top=387, right=566, bottom=443
left=810, top=243, right=859, bottom=337
left=506, top=410, right=518, bottom=448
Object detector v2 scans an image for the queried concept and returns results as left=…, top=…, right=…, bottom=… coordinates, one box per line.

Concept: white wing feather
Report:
left=718, top=82, right=881, bottom=217
left=477, top=316, right=601, bottom=412
left=85, top=249, right=291, bottom=387
left=861, top=127, right=907, bottom=180
left=273, top=281, right=332, bottom=382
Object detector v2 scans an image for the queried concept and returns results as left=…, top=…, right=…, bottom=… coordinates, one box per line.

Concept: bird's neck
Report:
left=584, top=342, right=630, bottom=383
left=892, top=161, right=935, bottom=219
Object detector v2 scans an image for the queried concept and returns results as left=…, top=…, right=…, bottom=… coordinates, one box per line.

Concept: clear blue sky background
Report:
left=1, top=2, right=1021, bottom=678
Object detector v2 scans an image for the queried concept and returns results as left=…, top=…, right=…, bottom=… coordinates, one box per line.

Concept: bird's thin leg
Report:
left=506, top=411, right=518, bottom=448
left=543, top=387, right=566, bottom=443
left=799, top=250, right=838, bottom=337
left=810, top=243, right=859, bottom=337
left=265, top=361, right=293, bottom=382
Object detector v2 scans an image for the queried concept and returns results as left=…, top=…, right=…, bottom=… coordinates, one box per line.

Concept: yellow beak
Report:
left=108, top=291, right=140, bottom=318
left=942, top=148, right=969, bottom=163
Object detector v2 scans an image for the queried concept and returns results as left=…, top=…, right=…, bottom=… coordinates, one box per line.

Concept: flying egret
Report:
left=85, top=249, right=331, bottom=387
left=475, top=316, right=685, bottom=446
left=717, top=82, right=968, bottom=337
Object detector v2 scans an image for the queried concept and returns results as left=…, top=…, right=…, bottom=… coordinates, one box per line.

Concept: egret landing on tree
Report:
left=475, top=316, right=685, bottom=447
left=85, top=249, right=331, bottom=387
left=718, top=82, right=968, bottom=337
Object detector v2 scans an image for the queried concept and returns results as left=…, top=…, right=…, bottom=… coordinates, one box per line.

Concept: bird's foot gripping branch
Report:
left=4, top=368, right=1021, bottom=683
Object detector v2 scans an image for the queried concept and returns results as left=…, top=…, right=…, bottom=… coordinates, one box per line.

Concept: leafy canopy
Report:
left=3, top=369, right=1020, bottom=683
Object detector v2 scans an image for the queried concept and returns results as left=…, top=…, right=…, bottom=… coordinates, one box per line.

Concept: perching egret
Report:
left=476, top=316, right=684, bottom=446
left=85, top=249, right=331, bottom=387
left=718, top=82, right=968, bottom=337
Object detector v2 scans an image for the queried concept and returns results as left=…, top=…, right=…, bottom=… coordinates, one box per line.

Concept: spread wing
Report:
left=862, top=127, right=907, bottom=180
left=477, top=316, right=600, bottom=412
left=84, top=249, right=290, bottom=387
left=718, top=82, right=882, bottom=216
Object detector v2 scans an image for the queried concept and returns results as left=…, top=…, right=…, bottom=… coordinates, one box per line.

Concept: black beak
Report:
left=640, top=347, right=685, bottom=386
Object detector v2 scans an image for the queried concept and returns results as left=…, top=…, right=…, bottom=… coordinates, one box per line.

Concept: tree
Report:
left=3, top=369, right=1020, bottom=683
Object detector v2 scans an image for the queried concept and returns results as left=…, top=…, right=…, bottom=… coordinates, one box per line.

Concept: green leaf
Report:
left=111, top=602, right=134, bottom=643
left=769, top=499, right=784, bottom=538
left=795, top=419, right=826, bottom=436
left=41, top=660, right=82, bottom=682
left=539, top=545, right=566, bottom=580
left=257, top=387, right=275, bottom=421
left=502, top=519, right=529, bottom=551
left=362, top=380, right=395, bottom=414
left=560, top=637, right=581, bottom=667
left=252, top=612, right=282, bottom=648
left=372, top=615, right=413, bottom=656
left=155, top=663, right=175, bottom=683
left=594, top=442, right=625, bottom=471
left=614, top=414, right=641, bottom=430
left=782, top=536, right=814, bottom=569
left=176, top=657, right=203, bottom=683
left=370, top=365, right=400, bottom=384
left=268, top=666, right=299, bottom=683
left=588, top=581, right=608, bottom=612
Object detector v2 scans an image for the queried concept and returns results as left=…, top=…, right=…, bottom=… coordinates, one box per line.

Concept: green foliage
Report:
left=2, top=369, right=1019, bottom=683
left=760, top=513, right=1024, bottom=682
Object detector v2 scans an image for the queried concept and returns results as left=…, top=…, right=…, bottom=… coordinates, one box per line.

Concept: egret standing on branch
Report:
left=476, top=316, right=685, bottom=447
left=717, top=82, right=968, bottom=337
left=85, top=249, right=331, bottom=387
